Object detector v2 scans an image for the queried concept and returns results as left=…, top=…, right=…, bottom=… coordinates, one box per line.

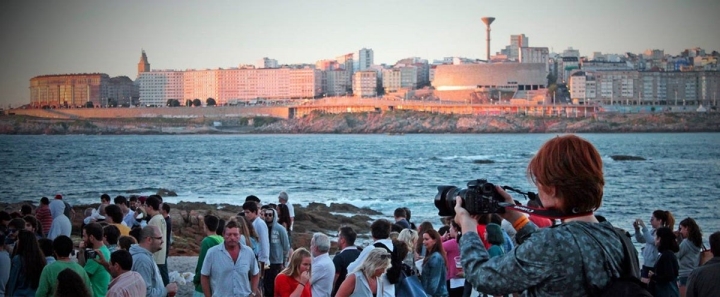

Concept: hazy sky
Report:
left=1, top=0, right=719, bottom=107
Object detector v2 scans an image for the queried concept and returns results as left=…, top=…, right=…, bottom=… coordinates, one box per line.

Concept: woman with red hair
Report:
left=455, top=135, right=636, bottom=296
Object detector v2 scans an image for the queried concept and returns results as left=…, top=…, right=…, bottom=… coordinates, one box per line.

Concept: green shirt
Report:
left=85, top=245, right=112, bottom=297
left=35, top=260, right=92, bottom=297
left=194, top=235, right=224, bottom=292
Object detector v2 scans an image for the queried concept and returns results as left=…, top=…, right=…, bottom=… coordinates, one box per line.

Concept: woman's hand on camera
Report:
left=495, top=186, right=524, bottom=223
left=454, top=197, right=477, bottom=235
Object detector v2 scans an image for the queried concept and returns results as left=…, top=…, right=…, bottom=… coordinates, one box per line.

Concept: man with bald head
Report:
left=130, top=225, right=177, bottom=297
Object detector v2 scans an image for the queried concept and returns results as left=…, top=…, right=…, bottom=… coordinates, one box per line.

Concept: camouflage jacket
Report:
left=460, top=221, right=626, bottom=296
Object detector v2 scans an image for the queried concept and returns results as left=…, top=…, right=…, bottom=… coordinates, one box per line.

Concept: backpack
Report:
left=576, top=227, right=652, bottom=297
left=374, top=241, right=403, bottom=284
left=597, top=228, right=653, bottom=297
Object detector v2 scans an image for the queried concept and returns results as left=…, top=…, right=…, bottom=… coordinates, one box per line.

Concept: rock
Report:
left=1, top=199, right=379, bottom=257
left=473, top=159, right=495, bottom=164
left=157, top=188, right=177, bottom=197
left=610, top=155, right=646, bottom=161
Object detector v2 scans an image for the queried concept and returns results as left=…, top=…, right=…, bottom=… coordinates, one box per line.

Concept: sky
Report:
left=1, top=0, right=719, bottom=107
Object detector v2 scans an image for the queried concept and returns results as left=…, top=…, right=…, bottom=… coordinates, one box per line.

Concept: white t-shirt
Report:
left=285, top=202, right=295, bottom=218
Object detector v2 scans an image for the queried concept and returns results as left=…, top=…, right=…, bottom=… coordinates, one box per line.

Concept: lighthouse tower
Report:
left=138, top=50, right=150, bottom=77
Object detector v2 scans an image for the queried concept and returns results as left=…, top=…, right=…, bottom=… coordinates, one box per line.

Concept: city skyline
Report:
left=2, top=0, right=719, bottom=107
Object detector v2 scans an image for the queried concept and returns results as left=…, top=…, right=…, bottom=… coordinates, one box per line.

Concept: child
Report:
left=485, top=223, right=505, bottom=258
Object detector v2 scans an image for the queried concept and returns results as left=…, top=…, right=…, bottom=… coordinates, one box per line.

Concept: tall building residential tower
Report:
left=256, top=57, right=279, bottom=69
left=508, top=34, right=528, bottom=60
left=358, top=48, right=374, bottom=71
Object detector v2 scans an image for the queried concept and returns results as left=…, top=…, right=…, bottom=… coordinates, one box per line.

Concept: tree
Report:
left=192, top=98, right=202, bottom=107
left=107, top=98, right=117, bottom=107
left=547, top=72, right=557, bottom=87
left=166, top=99, right=174, bottom=107
left=85, top=101, right=94, bottom=108
left=206, top=97, right=216, bottom=106
left=547, top=84, right=558, bottom=99
left=166, top=99, right=180, bottom=107
left=185, top=99, right=192, bottom=107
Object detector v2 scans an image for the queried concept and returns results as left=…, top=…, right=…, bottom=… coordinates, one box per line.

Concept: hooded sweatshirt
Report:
left=266, top=209, right=290, bottom=265
left=130, top=244, right=166, bottom=297
left=47, top=200, right=71, bottom=240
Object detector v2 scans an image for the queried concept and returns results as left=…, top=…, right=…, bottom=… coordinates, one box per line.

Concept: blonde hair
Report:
left=230, top=216, right=253, bottom=247
left=281, top=248, right=311, bottom=277
left=352, top=248, right=391, bottom=279
left=398, top=229, right=418, bottom=254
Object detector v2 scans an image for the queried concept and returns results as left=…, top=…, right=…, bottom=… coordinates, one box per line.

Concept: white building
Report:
left=382, top=66, right=418, bottom=93
left=324, top=69, right=351, bottom=96
left=353, top=70, right=378, bottom=97
left=563, top=47, right=580, bottom=58
left=256, top=57, right=279, bottom=69
left=508, top=34, right=528, bottom=60
left=519, top=47, right=549, bottom=72
left=569, top=71, right=587, bottom=103
left=358, top=48, right=374, bottom=71
left=139, top=68, right=322, bottom=105
left=138, top=70, right=185, bottom=106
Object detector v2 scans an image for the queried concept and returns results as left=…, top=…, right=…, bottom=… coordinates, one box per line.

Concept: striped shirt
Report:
left=107, top=271, right=147, bottom=297
left=36, top=205, right=53, bottom=236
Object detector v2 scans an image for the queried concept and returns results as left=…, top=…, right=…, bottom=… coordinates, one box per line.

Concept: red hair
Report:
left=527, top=135, right=604, bottom=214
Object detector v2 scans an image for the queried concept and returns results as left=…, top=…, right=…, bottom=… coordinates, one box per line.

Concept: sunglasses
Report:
left=264, top=212, right=274, bottom=217
left=8, top=228, right=17, bottom=233
left=379, top=253, right=391, bottom=260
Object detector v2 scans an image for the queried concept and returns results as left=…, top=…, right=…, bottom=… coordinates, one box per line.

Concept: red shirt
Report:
left=529, top=215, right=553, bottom=228
left=35, top=205, right=53, bottom=235
left=274, top=273, right=311, bottom=297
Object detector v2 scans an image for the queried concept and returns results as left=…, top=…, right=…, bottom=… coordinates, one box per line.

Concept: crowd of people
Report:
left=1, top=134, right=719, bottom=297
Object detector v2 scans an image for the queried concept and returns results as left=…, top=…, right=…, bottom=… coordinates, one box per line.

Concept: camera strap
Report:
left=499, top=203, right=594, bottom=220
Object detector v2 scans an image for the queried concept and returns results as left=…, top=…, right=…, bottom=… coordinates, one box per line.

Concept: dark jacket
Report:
left=686, top=257, right=720, bottom=297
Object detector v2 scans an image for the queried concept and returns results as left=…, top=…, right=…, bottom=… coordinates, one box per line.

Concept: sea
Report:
left=1, top=133, right=719, bottom=243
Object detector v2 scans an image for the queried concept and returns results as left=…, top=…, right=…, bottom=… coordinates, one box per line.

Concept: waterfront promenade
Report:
left=7, top=98, right=604, bottom=120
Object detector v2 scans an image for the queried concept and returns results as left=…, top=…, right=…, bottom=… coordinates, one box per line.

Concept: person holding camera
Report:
left=78, top=222, right=112, bottom=297
left=453, top=135, right=632, bottom=296
left=633, top=209, right=675, bottom=283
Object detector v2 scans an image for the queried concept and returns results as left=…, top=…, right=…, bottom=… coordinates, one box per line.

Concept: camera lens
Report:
left=435, top=186, right=459, bottom=217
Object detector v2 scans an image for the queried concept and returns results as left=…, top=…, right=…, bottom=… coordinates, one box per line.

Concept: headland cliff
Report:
left=1, top=111, right=719, bottom=134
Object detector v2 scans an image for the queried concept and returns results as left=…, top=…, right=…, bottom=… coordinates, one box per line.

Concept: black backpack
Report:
left=573, top=227, right=652, bottom=297
left=374, top=241, right=403, bottom=284
left=596, top=228, right=652, bottom=297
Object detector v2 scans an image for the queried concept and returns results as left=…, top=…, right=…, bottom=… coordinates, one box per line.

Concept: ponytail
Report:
left=664, top=211, right=675, bottom=229
left=653, top=210, right=675, bottom=229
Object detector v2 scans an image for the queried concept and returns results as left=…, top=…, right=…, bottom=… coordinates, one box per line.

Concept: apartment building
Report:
left=353, top=70, right=378, bottom=97
left=138, top=70, right=185, bottom=106
left=570, top=70, right=720, bottom=105
left=358, top=48, right=374, bottom=71
left=325, top=69, right=351, bottom=96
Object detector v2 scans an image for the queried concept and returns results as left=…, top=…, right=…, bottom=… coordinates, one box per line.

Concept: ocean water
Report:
left=1, top=133, right=719, bottom=239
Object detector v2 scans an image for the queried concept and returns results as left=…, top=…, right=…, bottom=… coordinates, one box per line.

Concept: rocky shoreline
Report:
left=0, top=200, right=381, bottom=256
left=1, top=111, right=720, bottom=134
